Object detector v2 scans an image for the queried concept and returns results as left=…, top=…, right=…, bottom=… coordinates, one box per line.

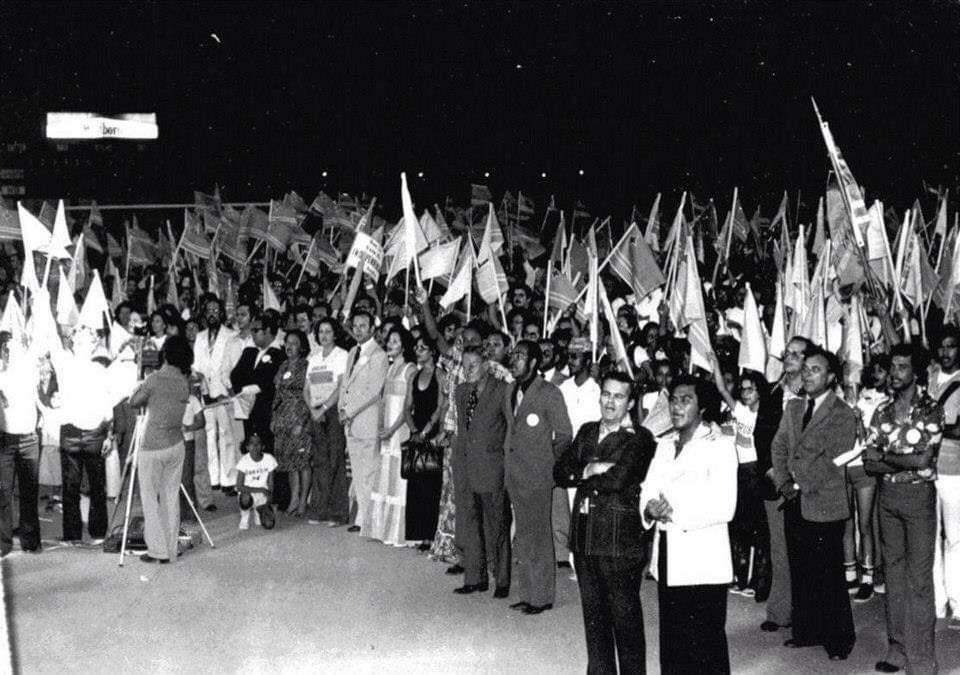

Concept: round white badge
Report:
left=283, top=370, right=292, bottom=380
left=526, top=413, right=540, bottom=427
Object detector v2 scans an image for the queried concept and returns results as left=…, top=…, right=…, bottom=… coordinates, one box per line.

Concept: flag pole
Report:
left=295, top=237, right=316, bottom=289
left=542, top=259, right=552, bottom=338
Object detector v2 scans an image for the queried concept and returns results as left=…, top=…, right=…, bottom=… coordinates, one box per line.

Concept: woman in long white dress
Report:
left=362, top=326, right=415, bottom=545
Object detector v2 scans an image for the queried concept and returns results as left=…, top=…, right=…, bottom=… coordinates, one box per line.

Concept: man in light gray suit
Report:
left=338, top=311, right=388, bottom=532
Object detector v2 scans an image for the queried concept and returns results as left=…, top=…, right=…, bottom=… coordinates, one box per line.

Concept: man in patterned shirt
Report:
left=865, top=343, right=942, bottom=674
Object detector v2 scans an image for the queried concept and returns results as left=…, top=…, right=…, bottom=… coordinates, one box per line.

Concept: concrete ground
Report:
left=5, top=492, right=960, bottom=674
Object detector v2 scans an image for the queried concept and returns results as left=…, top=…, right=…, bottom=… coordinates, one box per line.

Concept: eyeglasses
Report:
left=783, top=349, right=805, bottom=358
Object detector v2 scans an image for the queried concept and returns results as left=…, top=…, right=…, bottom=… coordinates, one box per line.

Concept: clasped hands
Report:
left=643, top=493, right=673, bottom=524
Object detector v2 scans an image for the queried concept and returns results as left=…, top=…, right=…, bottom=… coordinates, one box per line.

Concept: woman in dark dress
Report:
left=404, top=335, right=447, bottom=547
left=271, top=329, right=313, bottom=516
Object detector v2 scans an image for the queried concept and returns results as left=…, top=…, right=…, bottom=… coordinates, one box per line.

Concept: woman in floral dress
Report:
left=271, top=329, right=313, bottom=516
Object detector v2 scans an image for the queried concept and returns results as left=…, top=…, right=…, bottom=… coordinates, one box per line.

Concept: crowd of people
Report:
left=0, top=170, right=958, bottom=674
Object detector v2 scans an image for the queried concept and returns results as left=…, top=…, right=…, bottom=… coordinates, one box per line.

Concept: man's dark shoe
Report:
left=521, top=603, right=553, bottom=615
left=875, top=662, right=900, bottom=673
left=760, top=621, right=785, bottom=632
left=139, top=553, right=170, bottom=564
left=453, top=582, right=489, bottom=594
left=493, top=587, right=510, bottom=599
left=509, top=601, right=530, bottom=611
left=347, top=525, right=361, bottom=532
left=204, top=504, right=218, bottom=512
left=557, top=561, right=571, bottom=569
left=784, top=638, right=818, bottom=648
left=445, top=564, right=464, bottom=575
left=222, top=487, right=238, bottom=497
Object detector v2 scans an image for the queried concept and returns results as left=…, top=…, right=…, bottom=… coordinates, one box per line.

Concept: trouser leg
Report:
left=879, top=485, right=909, bottom=669
left=0, top=437, right=15, bottom=555
left=14, top=434, right=41, bottom=550
left=763, top=498, right=792, bottom=625
left=575, top=554, right=617, bottom=675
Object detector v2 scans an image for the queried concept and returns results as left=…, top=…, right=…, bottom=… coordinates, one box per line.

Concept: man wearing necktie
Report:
left=771, top=347, right=859, bottom=662
left=451, top=347, right=512, bottom=597
left=502, top=340, right=573, bottom=615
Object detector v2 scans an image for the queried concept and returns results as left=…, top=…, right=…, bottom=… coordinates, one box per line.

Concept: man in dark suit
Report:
left=555, top=371, right=655, bottom=673
left=503, top=340, right=573, bottom=615
left=230, top=312, right=285, bottom=451
left=451, top=347, right=512, bottom=597
left=771, top=346, right=858, bottom=661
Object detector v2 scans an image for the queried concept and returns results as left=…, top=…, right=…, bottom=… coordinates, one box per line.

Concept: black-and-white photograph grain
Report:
left=1, top=1, right=959, bottom=672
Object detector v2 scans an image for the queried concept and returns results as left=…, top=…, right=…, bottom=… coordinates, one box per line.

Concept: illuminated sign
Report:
left=45, top=113, right=158, bottom=140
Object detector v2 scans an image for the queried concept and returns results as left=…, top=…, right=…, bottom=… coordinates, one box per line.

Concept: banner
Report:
left=345, top=230, right=384, bottom=279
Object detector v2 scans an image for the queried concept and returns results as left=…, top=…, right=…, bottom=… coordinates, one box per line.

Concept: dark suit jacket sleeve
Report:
left=754, top=388, right=784, bottom=478
left=554, top=424, right=590, bottom=488
left=585, top=427, right=655, bottom=494
left=544, top=385, right=573, bottom=458
left=230, top=349, right=254, bottom=391
left=793, top=401, right=857, bottom=493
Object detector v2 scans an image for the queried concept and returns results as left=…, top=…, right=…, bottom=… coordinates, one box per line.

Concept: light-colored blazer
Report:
left=770, top=391, right=857, bottom=522
left=339, top=339, right=388, bottom=440
left=640, top=423, right=738, bottom=587
left=193, top=326, right=238, bottom=398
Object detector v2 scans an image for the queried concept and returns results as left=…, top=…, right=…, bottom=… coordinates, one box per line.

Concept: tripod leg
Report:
left=118, top=415, right=146, bottom=567
left=118, top=452, right=138, bottom=566
left=109, top=450, right=134, bottom=529
left=180, top=483, right=215, bottom=549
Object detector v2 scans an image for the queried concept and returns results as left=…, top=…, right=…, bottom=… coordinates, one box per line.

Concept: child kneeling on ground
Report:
left=236, top=434, right=277, bottom=530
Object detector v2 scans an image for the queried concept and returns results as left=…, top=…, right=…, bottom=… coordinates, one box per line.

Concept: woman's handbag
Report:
left=400, top=438, right=443, bottom=479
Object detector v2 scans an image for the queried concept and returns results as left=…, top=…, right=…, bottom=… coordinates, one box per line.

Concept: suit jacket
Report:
left=452, top=377, right=510, bottom=493
left=339, top=339, right=388, bottom=440
left=192, top=326, right=239, bottom=399
left=230, top=346, right=285, bottom=433
left=640, top=423, right=738, bottom=586
left=770, top=391, right=857, bottom=522
left=554, top=422, right=655, bottom=559
left=503, top=376, right=573, bottom=493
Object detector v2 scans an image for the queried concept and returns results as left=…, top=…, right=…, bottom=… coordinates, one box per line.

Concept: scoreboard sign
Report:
left=45, top=113, right=158, bottom=140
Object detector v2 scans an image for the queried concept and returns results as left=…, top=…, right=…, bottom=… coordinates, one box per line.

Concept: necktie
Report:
left=802, top=398, right=815, bottom=430
left=347, top=347, right=359, bottom=376
left=514, top=384, right=524, bottom=415
left=465, top=386, right=479, bottom=431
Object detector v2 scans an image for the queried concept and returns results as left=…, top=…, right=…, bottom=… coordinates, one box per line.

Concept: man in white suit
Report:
left=640, top=374, right=738, bottom=674
left=192, top=297, right=240, bottom=494
left=338, top=311, right=388, bottom=532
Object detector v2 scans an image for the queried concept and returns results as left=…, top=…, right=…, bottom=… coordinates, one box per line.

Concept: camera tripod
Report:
left=110, top=412, right=215, bottom=566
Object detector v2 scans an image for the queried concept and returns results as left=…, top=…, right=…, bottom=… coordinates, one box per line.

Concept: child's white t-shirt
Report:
left=732, top=402, right=758, bottom=464
left=182, top=395, right=204, bottom=442
left=236, top=453, right=278, bottom=490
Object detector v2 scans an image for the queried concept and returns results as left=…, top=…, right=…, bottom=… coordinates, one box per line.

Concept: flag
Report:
left=769, top=191, right=789, bottom=236
left=550, top=212, right=567, bottom=265
left=52, top=200, right=73, bottom=253
left=69, top=232, right=88, bottom=292
left=610, top=222, right=666, bottom=300
left=476, top=202, right=505, bottom=263
left=420, top=209, right=446, bottom=245
left=194, top=189, right=222, bottom=215
left=440, top=238, right=475, bottom=310
left=78, top=270, right=111, bottom=331
left=645, top=193, right=662, bottom=252
left=598, top=279, right=633, bottom=378
left=345, top=230, right=384, bottom=280
left=106, top=232, right=123, bottom=260
left=0, top=203, right=19, bottom=240
left=29, top=289, right=61, bottom=357
left=843, top=294, right=865, bottom=379
left=55, top=264, right=80, bottom=327
left=387, top=173, right=430, bottom=281
left=18, top=202, right=70, bottom=260
left=766, top=278, right=787, bottom=382
left=738, top=283, right=766, bottom=374
left=181, top=210, right=212, bottom=259
left=419, top=237, right=461, bottom=280
left=470, top=184, right=492, bottom=207
left=547, top=271, right=578, bottom=311
left=476, top=253, right=508, bottom=305
left=266, top=200, right=298, bottom=251
left=0, top=291, right=25, bottom=345
left=670, top=235, right=713, bottom=372
left=262, top=268, right=282, bottom=311
left=566, top=237, right=589, bottom=283
left=731, top=193, right=750, bottom=243
left=166, top=267, right=180, bottom=310
left=38, top=201, right=56, bottom=229
left=572, top=200, right=591, bottom=225
left=241, top=205, right=270, bottom=242
left=517, top=191, right=535, bottom=220
left=786, top=224, right=809, bottom=323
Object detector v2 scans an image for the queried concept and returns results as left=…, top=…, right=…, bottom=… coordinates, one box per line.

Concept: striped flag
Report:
left=0, top=204, right=19, bottom=240
left=38, top=201, right=57, bottom=229
left=517, top=192, right=535, bottom=220
left=266, top=199, right=298, bottom=251
left=439, top=238, right=475, bottom=309
left=106, top=232, right=123, bottom=260
left=241, top=205, right=269, bottom=241
left=608, top=222, right=665, bottom=300
left=645, top=193, right=662, bottom=252
left=181, top=210, right=212, bottom=259
left=547, top=271, right=578, bottom=311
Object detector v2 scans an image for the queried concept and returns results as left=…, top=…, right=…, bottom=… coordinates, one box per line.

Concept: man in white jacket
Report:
left=192, top=298, right=239, bottom=494
left=640, top=374, right=738, bottom=674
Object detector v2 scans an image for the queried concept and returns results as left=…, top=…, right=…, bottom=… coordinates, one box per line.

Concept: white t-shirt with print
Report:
left=732, top=402, right=758, bottom=464
left=236, top=453, right=278, bottom=490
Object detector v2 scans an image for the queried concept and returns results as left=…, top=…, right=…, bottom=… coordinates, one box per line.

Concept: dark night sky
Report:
left=1, top=0, right=958, bottom=221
